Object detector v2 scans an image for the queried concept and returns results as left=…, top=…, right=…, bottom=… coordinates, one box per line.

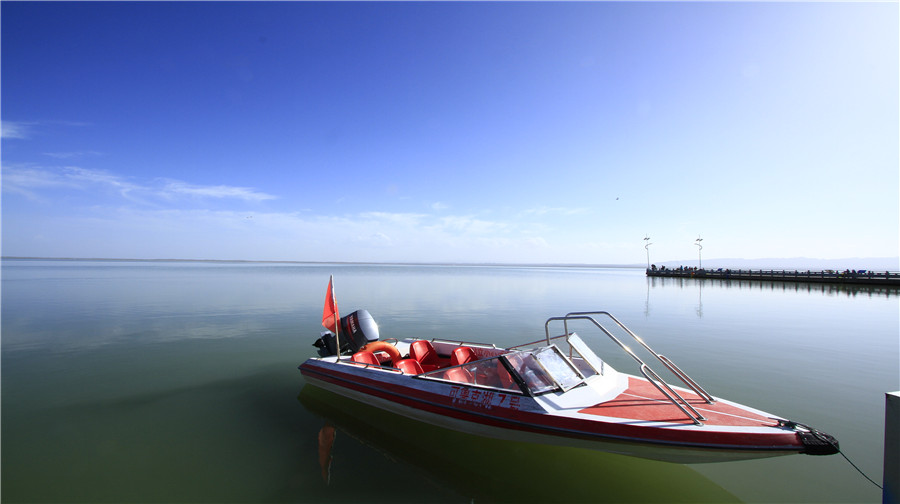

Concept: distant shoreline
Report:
left=0, top=256, right=646, bottom=269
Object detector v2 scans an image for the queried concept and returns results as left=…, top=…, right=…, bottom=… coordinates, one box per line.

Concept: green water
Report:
left=2, top=260, right=896, bottom=502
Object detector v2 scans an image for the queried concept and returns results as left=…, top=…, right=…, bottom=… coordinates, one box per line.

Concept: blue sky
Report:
left=3, top=1, right=898, bottom=265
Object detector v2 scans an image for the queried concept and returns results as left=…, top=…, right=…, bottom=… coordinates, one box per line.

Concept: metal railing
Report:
left=646, top=268, right=900, bottom=287
left=545, top=311, right=715, bottom=426
left=428, top=338, right=502, bottom=350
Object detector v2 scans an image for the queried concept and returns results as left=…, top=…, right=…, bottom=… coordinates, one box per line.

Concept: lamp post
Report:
left=695, top=236, right=703, bottom=269
left=643, top=235, right=652, bottom=270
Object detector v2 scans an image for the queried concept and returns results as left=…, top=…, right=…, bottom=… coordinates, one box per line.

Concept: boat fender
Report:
left=359, top=341, right=402, bottom=366
left=776, top=419, right=840, bottom=456
left=797, top=429, right=840, bottom=456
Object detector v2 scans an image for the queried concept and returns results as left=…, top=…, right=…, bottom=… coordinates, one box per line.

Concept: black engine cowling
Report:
left=313, top=309, right=380, bottom=356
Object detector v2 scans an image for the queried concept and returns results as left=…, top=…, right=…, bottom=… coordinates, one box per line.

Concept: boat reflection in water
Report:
left=298, top=385, right=738, bottom=503
left=317, top=423, right=336, bottom=484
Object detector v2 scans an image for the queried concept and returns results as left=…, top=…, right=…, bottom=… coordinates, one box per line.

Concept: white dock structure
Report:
left=885, top=391, right=899, bottom=504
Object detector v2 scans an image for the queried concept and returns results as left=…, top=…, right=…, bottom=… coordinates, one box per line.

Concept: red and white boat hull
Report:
left=300, top=304, right=837, bottom=464
left=300, top=357, right=822, bottom=464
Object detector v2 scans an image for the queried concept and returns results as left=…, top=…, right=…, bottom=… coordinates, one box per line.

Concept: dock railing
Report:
left=646, top=268, right=900, bottom=286
left=545, top=312, right=715, bottom=426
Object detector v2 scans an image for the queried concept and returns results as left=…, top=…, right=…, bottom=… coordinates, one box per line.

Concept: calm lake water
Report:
left=2, top=259, right=897, bottom=503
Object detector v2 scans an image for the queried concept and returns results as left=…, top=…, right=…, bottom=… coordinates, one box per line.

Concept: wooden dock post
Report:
left=885, top=391, right=900, bottom=503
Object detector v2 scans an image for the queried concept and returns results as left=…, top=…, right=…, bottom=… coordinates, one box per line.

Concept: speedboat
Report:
left=299, top=281, right=839, bottom=464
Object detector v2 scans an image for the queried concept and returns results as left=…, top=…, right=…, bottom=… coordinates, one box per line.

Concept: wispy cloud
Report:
left=367, top=232, right=393, bottom=245
left=1, top=164, right=77, bottom=200
left=434, top=215, right=509, bottom=235
left=43, top=151, right=105, bottom=159
left=162, top=180, right=277, bottom=202
left=4, top=166, right=565, bottom=262
left=65, top=167, right=143, bottom=198
left=133, top=208, right=544, bottom=261
left=3, top=165, right=278, bottom=204
left=359, top=211, right=427, bottom=227
left=1, top=121, right=34, bottom=139
left=1, top=120, right=91, bottom=140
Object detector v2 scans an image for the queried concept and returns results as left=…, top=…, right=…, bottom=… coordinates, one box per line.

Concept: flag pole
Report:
left=331, top=275, right=340, bottom=360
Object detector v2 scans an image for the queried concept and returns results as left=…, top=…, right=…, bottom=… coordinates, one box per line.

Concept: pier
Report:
left=646, top=267, right=900, bottom=287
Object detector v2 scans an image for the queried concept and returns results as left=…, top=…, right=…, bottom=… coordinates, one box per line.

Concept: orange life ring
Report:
left=359, top=341, right=402, bottom=366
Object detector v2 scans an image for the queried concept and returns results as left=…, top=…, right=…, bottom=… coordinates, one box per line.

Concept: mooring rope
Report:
left=812, top=429, right=883, bottom=491
left=776, top=418, right=882, bottom=490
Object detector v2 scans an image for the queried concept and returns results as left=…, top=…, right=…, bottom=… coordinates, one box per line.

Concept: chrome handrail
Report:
left=640, top=365, right=704, bottom=425
left=428, top=338, right=501, bottom=350
left=563, top=311, right=714, bottom=404
left=544, top=312, right=714, bottom=425
left=509, top=333, right=569, bottom=350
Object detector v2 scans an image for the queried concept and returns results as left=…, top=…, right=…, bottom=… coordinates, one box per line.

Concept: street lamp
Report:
left=694, top=236, right=703, bottom=269
left=643, top=235, right=652, bottom=269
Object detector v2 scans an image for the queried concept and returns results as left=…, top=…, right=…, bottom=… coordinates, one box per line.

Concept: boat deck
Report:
left=580, top=377, right=776, bottom=427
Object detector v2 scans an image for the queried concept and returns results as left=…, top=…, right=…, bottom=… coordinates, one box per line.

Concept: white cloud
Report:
left=64, top=167, right=143, bottom=197
left=3, top=165, right=67, bottom=188
left=2, top=197, right=639, bottom=263
left=161, top=180, right=278, bottom=202
left=363, top=232, right=393, bottom=246
left=359, top=211, right=427, bottom=227
left=1, top=165, right=77, bottom=200
left=3, top=166, right=143, bottom=196
left=3, top=167, right=632, bottom=263
left=1, top=120, right=90, bottom=140
left=43, top=151, right=104, bottom=159
left=3, top=165, right=278, bottom=205
left=435, top=215, right=508, bottom=235
left=1, top=121, right=33, bottom=139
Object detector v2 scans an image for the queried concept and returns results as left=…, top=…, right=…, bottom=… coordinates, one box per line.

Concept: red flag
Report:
left=322, top=276, right=339, bottom=333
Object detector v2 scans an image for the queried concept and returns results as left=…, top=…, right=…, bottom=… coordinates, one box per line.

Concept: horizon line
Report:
left=0, top=256, right=647, bottom=269
left=2, top=255, right=898, bottom=271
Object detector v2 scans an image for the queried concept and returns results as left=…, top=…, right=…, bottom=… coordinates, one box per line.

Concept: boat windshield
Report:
left=506, top=346, right=583, bottom=393
left=422, top=345, right=588, bottom=395
left=425, top=357, right=521, bottom=393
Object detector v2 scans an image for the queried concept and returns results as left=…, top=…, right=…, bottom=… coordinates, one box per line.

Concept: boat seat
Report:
left=450, top=346, right=477, bottom=366
left=444, top=366, right=473, bottom=384
left=497, top=359, right=515, bottom=389
left=396, top=359, right=425, bottom=375
left=409, top=340, right=440, bottom=371
left=351, top=351, right=380, bottom=366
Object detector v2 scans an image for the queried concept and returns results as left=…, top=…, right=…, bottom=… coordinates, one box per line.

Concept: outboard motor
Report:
left=313, top=309, right=380, bottom=357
